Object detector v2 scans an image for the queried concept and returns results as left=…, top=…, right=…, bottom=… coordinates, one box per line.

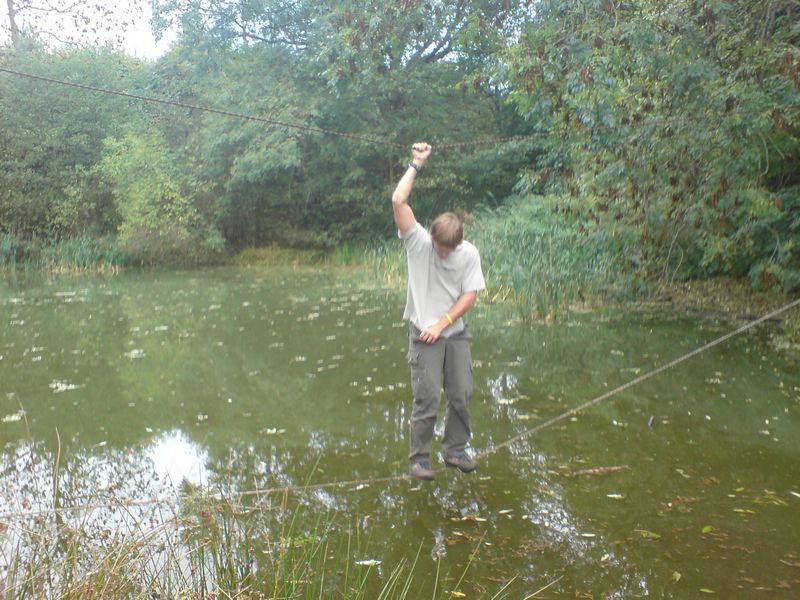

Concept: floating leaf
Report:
left=754, top=493, right=789, bottom=506
left=448, top=592, right=466, bottom=598
left=355, top=559, right=381, bottom=567
left=672, top=571, right=681, bottom=583
left=457, top=515, right=487, bottom=522
left=570, top=465, right=629, bottom=477
left=634, top=529, right=661, bottom=540
left=699, top=588, right=716, bottom=594
left=702, top=525, right=715, bottom=534
left=780, top=558, right=800, bottom=567
left=496, top=398, right=518, bottom=405
left=50, top=380, right=81, bottom=393
left=1, top=411, right=24, bottom=423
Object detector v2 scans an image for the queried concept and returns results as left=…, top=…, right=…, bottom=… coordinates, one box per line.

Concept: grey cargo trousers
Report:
left=407, top=324, right=473, bottom=462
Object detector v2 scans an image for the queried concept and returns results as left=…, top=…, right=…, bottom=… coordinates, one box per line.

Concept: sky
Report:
left=119, top=5, right=178, bottom=60
left=2, top=0, right=178, bottom=60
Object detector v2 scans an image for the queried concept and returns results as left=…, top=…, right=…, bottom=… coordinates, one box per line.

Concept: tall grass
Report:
left=471, top=195, right=643, bottom=320
left=0, top=234, right=125, bottom=273
left=334, top=241, right=406, bottom=287
left=1, top=486, right=500, bottom=599
left=333, top=195, right=643, bottom=320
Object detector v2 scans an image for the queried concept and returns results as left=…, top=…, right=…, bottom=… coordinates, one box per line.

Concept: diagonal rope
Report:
left=0, top=66, right=552, bottom=150
left=0, top=66, right=405, bottom=148
left=475, top=296, right=800, bottom=460
left=0, top=299, right=796, bottom=521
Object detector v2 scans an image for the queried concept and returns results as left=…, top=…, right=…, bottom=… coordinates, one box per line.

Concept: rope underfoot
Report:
left=475, top=297, right=800, bottom=460
left=1, top=297, right=796, bottom=521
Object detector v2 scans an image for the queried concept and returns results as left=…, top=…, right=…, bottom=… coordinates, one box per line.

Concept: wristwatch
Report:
left=409, top=162, right=422, bottom=172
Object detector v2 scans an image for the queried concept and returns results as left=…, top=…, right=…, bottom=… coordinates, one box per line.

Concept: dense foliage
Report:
left=1, top=0, right=798, bottom=292
left=503, top=0, right=800, bottom=291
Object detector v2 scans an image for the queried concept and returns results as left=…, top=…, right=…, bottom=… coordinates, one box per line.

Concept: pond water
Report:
left=1, top=266, right=798, bottom=598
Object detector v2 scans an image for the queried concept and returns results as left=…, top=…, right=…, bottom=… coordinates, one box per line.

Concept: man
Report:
left=392, top=142, right=486, bottom=481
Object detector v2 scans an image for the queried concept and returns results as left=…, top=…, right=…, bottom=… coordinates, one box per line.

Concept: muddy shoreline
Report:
left=648, top=278, right=797, bottom=321
left=641, top=278, right=800, bottom=349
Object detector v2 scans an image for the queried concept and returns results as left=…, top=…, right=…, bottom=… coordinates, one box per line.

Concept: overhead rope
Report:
left=0, top=66, right=751, bottom=151
left=0, top=66, right=404, bottom=149
left=0, top=66, right=549, bottom=150
left=1, top=297, right=797, bottom=521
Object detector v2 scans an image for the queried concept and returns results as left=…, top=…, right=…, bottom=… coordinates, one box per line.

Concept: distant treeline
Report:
left=1, top=0, right=797, bottom=296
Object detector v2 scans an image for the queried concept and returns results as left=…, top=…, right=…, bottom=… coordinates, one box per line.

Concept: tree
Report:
left=96, top=128, right=224, bottom=265
left=148, top=0, right=536, bottom=247
left=0, top=46, right=151, bottom=238
left=502, top=0, right=800, bottom=290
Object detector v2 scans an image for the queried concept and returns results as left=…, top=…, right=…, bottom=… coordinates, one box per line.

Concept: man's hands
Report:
left=411, top=142, right=432, bottom=168
left=393, top=142, right=432, bottom=236
left=419, top=319, right=448, bottom=344
left=417, top=292, right=477, bottom=345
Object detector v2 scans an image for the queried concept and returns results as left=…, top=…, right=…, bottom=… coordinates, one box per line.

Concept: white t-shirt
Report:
left=399, top=222, right=486, bottom=337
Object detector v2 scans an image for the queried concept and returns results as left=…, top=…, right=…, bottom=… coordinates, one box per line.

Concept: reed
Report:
left=336, top=195, right=640, bottom=320
left=471, top=195, right=640, bottom=320
left=1, top=486, right=486, bottom=599
left=0, top=234, right=24, bottom=270
left=332, top=241, right=406, bottom=287
left=0, top=234, right=125, bottom=273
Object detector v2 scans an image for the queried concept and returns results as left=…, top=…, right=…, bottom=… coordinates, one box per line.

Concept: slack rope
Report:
left=0, top=66, right=549, bottom=150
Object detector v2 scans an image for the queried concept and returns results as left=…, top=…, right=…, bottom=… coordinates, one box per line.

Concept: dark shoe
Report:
left=409, top=460, right=435, bottom=480
left=443, top=452, right=477, bottom=473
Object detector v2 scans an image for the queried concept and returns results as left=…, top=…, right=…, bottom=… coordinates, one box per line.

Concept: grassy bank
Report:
left=331, top=195, right=644, bottom=321
left=2, top=486, right=502, bottom=600
left=4, top=197, right=796, bottom=340
left=0, top=234, right=125, bottom=273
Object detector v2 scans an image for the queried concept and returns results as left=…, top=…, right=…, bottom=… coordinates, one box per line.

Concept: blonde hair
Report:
left=429, top=212, right=463, bottom=250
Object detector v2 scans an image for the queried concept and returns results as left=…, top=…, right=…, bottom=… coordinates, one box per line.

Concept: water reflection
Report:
left=147, top=429, right=209, bottom=487
left=1, top=269, right=799, bottom=597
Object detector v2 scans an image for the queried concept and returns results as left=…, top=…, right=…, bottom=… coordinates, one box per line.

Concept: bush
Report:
left=97, top=130, right=225, bottom=267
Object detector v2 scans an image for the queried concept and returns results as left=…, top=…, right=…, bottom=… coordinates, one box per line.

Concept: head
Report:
left=429, top=212, right=463, bottom=258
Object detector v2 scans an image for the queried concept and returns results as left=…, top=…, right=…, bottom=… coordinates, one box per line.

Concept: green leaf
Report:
left=634, top=529, right=661, bottom=540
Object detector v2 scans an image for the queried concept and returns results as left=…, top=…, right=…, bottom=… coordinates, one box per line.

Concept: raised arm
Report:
left=392, top=142, right=431, bottom=236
